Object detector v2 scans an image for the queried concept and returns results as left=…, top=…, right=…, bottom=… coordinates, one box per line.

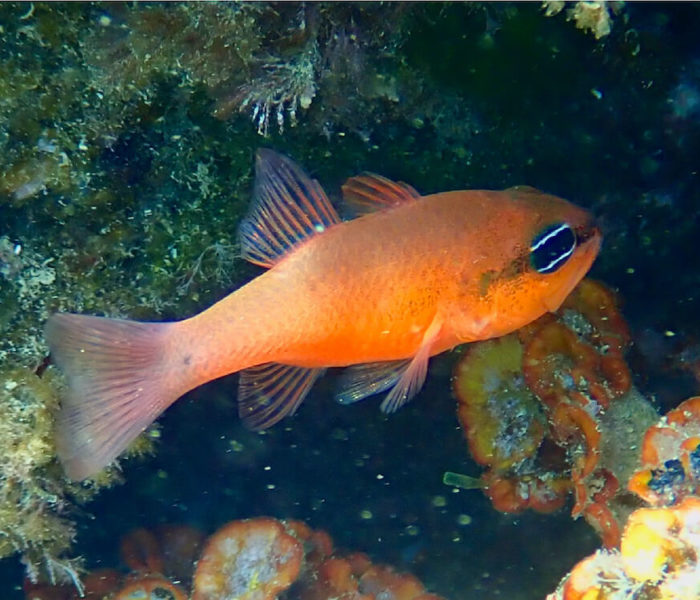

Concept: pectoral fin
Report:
left=381, top=316, right=443, bottom=413
left=336, top=316, right=443, bottom=414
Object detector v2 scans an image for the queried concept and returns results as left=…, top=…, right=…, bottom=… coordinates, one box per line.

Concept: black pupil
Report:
left=530, top=223, right=576, bottom=274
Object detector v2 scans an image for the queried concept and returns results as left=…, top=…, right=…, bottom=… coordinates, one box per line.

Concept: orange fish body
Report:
left=46, top=151, right=601, bottom=480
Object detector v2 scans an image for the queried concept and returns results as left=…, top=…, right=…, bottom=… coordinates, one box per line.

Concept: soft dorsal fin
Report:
left=239, top=150, right=341, bottom=268
left=505, top=185, right=544, bottom=196
left=341, top=173, right=420, bottom=216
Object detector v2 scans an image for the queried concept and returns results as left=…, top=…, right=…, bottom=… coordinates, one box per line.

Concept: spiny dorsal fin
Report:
left=342, top=173, right=420, bottom=216
left=239, top=150, right=341, bottom=268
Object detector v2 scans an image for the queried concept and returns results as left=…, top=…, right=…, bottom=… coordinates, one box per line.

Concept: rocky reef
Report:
left=1, top=2, right=699, bottom=599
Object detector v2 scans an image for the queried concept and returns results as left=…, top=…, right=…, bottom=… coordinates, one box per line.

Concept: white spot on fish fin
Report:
left=341, top=172, right=420, bottom=216
left=238, top=362, right=325, bottom=430
left=335, top=359, right=411, bottom=405
left=239, top=150, right=341, bottom=268
left=381, top=315, right=443, bottom=413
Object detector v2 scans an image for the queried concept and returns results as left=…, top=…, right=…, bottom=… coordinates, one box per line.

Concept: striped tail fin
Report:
left=45, top=313, right=179, bottom=480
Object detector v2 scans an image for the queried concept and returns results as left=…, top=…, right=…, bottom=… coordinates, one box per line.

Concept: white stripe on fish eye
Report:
left=529, top=223, right=571, bottom=252
left=540, top=244, right=575, bottom=273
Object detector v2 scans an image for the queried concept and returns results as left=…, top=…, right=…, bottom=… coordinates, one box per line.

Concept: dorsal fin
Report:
left=505, top=185, right=544, bottom=196
left=239, top=150, right=341, bottom=268
left=341, top=173, right=420, bottom=216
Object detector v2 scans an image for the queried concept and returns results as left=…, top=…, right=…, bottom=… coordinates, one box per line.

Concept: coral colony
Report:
left=450, top=280, right=700, bottom=599
left=2, top=3, right=700, bottom=600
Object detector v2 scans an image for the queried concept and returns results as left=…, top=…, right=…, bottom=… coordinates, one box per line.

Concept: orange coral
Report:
left=283, top=519, right=334, bottom=569
left=22, top=580, right=72, bottom=600
left=23, top=569, right=123, bottom=600
left=24, top=518, right=446, bottom=600
left=119, top=523, right=204, bottom=588
left=550, top=401, right=601, bottom=479
left=521, top=280, right=635, bottom=544
left=581, top=502, right=621, bottom=550
left=451, top=279, right=644, bottom=548
left=82, top=569, right=123, bottom=598
left=549, top=497, right=700, bottom=600
left=524, top=320, right=601, bottom=408
left=192, top=517, right=304, bottom=600
left=628, top=396, right=700, bottom=506
left=481, top=472, right=526, bottom=513
left=550, top=551, right=621, bottom=600
left=525, top=279, right=632, bottom=412
left=454, top=334, right=546, bottom=470
left=561, top=278, right=630, bottom=355
left=293, top=555, right=434, bottom=600
left=120, top=527, right=165, bottom=574
left=157, top=524, right=205, bottom=585
left=358, top=565, right=430, bottom=600
left=295, top=557, right=371, bottom=600
left=482, top=470, right=570, bottom=514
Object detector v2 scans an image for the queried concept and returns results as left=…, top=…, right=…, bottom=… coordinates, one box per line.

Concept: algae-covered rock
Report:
left=0, top=367, right=72, bottom=563
left=0, top=2, right=696, bottom=595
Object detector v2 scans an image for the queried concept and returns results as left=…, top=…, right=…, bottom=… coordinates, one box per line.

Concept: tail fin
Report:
left=45, top=313, right=178, bottom=481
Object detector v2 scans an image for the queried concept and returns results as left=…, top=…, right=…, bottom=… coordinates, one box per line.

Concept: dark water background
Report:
left=1, top=2, right=699, bottom=598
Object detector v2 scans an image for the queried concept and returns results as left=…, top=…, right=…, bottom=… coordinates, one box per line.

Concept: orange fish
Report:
left=46, top=150, right=601, bottom=480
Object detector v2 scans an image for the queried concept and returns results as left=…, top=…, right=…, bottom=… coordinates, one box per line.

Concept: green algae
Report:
left=0, top=1, right=689, bottom=590
left=0, top=1, right=426, bottom=579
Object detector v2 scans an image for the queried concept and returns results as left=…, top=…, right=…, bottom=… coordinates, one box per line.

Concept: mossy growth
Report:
left=0, top=0, right=668, bottom=586
left=0, top=366, right=83, bottom=576
left=0, top=363, right=157, bottom=583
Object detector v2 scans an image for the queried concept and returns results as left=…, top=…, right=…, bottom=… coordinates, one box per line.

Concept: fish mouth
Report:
left=575, top=217, right=602, bottom=248
left=576, top=220, right=603, bottom=274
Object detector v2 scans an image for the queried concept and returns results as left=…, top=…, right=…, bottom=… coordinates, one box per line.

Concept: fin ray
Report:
left=342, top=173, right=420, bottom=216
left=380, top=350, right=430, bottom=413
left=45, top=313, right=177, bottom=481
left=380, top=315, right=443, bottom=413
left=335, top=360, right=410, bottom=405
left=239, top=150, right=341, bottom=268
left=238, top=362, right=325, bottom=430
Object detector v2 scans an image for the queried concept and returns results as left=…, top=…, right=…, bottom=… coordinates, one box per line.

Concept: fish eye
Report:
left=529, top=222, right=576, bottom=274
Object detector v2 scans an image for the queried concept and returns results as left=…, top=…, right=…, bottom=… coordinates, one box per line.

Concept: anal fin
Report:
left=238, top=362, right=325, bottom=430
